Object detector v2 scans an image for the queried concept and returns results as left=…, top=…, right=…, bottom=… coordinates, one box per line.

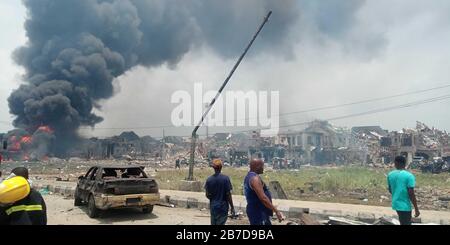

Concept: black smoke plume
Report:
left=8, top=0, right=300, bottom=156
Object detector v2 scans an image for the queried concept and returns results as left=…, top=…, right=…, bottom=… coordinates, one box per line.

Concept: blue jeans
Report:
left=210, top=211, right=228, bottom=225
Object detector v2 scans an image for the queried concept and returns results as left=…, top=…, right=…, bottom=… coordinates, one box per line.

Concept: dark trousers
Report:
left=396, top=211, right=412, bottom=225
left=249, top=217, right=271, bottom=225
left=210, top=211, right=228, bottom=225
left=247, top=207, right=272, bottom=225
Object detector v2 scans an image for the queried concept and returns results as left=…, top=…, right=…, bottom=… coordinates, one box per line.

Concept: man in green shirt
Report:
left=387, top=156, right=420, bottom=225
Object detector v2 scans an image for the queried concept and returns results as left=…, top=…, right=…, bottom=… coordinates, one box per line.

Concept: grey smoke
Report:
left=8, top=0, right=385, bottom=155
left=294, top=0, right=387, bottom=60
left=7, top=0, right=300, bottom=155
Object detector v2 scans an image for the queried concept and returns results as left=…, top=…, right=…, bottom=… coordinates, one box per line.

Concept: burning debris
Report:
left=3, top=126, right=55, bottom=161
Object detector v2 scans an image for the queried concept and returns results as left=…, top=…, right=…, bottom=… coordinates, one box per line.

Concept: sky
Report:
left=1, top=0, right=450, bottom=138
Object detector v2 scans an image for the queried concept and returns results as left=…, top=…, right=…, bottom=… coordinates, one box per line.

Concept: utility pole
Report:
left=205, top=104, right=209, bottom=160
left=159, top=128, right=165, bottom=167
left=205, top=104, right=209, bottom=139
left=187, top=11, right=272, bottom=181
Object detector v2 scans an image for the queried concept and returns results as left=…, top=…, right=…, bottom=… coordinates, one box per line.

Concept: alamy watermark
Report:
left=170, top=83, right=279, bottom=136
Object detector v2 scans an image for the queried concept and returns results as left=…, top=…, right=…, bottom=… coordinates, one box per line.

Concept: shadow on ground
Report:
left=77, top=206, right=158, bottom=224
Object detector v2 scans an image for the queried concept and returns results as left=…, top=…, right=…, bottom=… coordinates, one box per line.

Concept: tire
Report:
left=87, top=194, right=99, bottom=218
left=74, top=188, right=82, bottom=206
left=142, top=205, right=154, bottom=214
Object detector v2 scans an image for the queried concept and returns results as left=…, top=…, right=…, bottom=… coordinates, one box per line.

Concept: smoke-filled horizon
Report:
left=6, top=0, right=299, bottom=154
left=2, top=0, right=450, bottom=141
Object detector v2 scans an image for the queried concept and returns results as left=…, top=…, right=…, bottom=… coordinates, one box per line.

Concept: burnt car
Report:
left=74, top=165, right=159, bottom=218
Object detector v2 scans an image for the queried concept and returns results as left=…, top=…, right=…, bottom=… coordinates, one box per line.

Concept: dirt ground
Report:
left=44, top=194, right=250, bottom=225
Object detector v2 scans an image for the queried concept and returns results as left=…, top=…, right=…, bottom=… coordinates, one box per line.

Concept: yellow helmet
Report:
left=0, top=176, right=30, bottom=204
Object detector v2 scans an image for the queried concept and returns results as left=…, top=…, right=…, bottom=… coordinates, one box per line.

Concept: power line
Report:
left=265, top=94, right=450, bottom=134
left=193, top=93, right=450, bottom=137
left=221, top=83, right=450, bottom=124
left=78, top=83, right=450, bottom=130
left=82, top=93, right=450, bottom=139
left=5, top=84, right=450, bottom=132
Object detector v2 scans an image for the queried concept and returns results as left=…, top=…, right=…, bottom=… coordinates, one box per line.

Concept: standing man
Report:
left=205, top=158, right=235, bottom=225
left=387, top=156, right=420, bottom=225
left=1, top=167, right=47, bottom=225
left=244, top=158, right=284, bottom=225
left=175, top=158, right=181, bottom=169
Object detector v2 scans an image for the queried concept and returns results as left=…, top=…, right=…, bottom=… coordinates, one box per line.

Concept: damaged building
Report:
left=81, top=131, right=188, bottom=161
left=277, top=120, right=357, bottom=165
left=274, top=120, right=450, bottom=166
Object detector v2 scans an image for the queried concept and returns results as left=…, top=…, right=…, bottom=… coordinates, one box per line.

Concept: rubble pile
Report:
left=416, top=187, right=450, bottom=210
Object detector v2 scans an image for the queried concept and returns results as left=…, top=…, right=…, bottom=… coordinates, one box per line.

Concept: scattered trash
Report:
left=327, top=216, right=371, bottom=225
left=39, top=188, right=50, bottom=195
left=229, top=213, right=239, bottom=219
left=297, top=213, right=321, bottom=225
left=156, top=203, right=175, bottom=208
left=373, top=217, right=400, bottom=225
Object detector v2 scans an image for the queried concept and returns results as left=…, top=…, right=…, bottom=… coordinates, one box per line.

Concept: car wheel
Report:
left=87, top=195, right=99, bottom=218
left=74, top=188, right=83, bottom=206
left=142, top=205, right=154, bottom=214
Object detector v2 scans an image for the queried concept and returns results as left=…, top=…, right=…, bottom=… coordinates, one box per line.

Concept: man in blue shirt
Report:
left=387, top=156, right=420, bottom=225
left=204, top=158, right=235, bottom=225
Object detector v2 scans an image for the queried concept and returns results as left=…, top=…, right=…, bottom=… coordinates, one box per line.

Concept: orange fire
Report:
left=37, top=125, right=53, bottom=133
left=7, top=125, right=54, bottom=160
left=21, top=135, right=32, bottom=144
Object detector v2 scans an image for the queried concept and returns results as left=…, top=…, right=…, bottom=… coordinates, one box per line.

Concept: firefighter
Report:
left=0, top=167, right=47, bottom=225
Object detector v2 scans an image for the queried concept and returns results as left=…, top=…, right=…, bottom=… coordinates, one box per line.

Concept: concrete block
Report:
left=187, top=198, right=198, bottom=209
left=197, top=201, right=209, bottom=210
left=268, top=181, right=288, bottom=199
left=179, top=180, right=203, bottom=192
left=277, top=205, right=289, bottom=213
left=174, top=197, right=188, bottom=208
left=288, top=207, right=310, bottom=218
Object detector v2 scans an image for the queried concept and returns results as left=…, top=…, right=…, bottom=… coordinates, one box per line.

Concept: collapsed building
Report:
left=2, top=120, right=448, bottom=169
left=274, top=120, right=450, bottom=166
left=80, top=132, right=190, bottom=161
left=375, top=122, right=450, bottom=165
left=276, top=120, right=361, bottom=165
